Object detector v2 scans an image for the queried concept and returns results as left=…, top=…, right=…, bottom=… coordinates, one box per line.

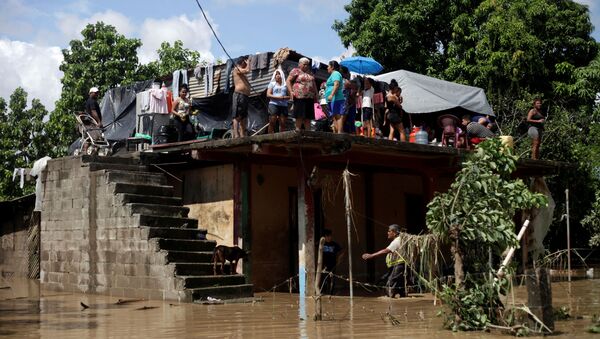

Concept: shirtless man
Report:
left=232, top=57, right=251, bottom=138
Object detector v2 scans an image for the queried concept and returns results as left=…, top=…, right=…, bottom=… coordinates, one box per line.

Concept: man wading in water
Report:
left=361, top=224, right=407, bottom=298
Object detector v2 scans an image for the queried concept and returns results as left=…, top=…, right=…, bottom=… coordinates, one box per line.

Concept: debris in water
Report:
left=135, top=306, right=158, bottom=311
left=115, top=298, right=144, bottom=305
left=80, top=302, right=89, bottom=310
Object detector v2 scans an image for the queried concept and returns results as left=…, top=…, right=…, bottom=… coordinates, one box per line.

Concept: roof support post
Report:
left=297, top=160, right=315, bottom=319
left=234, top=161, right=251, bottom=281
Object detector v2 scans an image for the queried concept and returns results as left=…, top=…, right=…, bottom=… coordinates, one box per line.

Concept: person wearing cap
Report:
left=85, top=87, right=102, bottom=127
left=362, top=224, right=407, bottom=298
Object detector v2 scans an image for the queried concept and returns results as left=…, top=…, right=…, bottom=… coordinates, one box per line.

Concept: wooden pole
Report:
left=343, top=168, right=354, bottom=301
left=565, top=189, right=571, bottom=283
left=314, top=237, right=325, bottom=320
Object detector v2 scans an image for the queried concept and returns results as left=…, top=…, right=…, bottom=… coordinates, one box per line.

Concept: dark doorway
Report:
left=288, top=187, right=298, bottom=279
left=405, top=193, right=426, bottom=233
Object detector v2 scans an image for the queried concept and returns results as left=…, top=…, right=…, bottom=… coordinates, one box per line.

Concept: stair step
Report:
left=177, top=275, right=246, bottom=289
left=129, top=203, right=189, bottom=218
left=144, top=227, right=206, bottom=240
left=106, top=170, right=167, bottom=185
left=157, top=239, right=216, bottom=252
left=89, top=162, right=150, bottom=172
left=173, top=262, right=236, bottom=276
left=113, top=182, right=174, bottom=197
left=81, top=155, right=141, bottom=165
left=165, top=250, right=213, bottom=263
left=138, top=215, right=198, bottom=228
left=118, top=193, right=182, bottom=206
left=191, top=284, right=254, bottom=301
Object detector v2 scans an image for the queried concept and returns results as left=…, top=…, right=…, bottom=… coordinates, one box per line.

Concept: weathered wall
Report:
left=250, top=164, right=297, bottom=290
left=0, top=195, right=35, bottom=280
left=182, top=165, right=234, bottom=246
left=40, top=157, right=176, bottom=300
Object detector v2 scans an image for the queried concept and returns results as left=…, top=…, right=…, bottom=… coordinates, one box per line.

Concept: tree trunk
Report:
left=450, top=225, right=464, bottom=288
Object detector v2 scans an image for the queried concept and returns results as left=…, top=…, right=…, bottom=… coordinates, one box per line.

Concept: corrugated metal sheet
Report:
left=183, top=50, right=329, bottom=101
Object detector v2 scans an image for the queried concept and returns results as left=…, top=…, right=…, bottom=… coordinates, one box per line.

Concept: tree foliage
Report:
left=0, top=88, right=49, bottom=200
left=333, top=0, right=478, bottom=74
left=47, top=22, right=143, bottom=156
left=137, top=40, right=201, bottom=79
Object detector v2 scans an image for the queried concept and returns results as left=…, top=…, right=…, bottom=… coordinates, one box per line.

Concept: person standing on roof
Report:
left=527, top=98, right=545, bottom=160
left=86, top=87, right=102, bottom=127
left=325, top=60, right=346, bottom=134
left=287, top=57, right=318, bottom=132
left=362, top=224, right=407, bottom=298
left=266, top=69, right=290, bottom=134
left=232, top=56, right=251, bottom=138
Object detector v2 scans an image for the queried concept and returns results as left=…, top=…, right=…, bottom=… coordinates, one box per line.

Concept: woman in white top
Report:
left=266, top=69, right=290, bottom=133
left=360, top=78, right=375, bottom=137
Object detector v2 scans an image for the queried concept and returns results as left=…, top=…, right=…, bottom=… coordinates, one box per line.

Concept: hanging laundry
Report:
left=149, top=86, right=168, bottom=113
left=257, top=52, right=269, bottom=70
left=172, top=69, right=189, bottom=98
left=166, top=90, right=173, bottom=113
left=273, top=47, right=291, bottom=69
left=12, top=168, right=25, bottom=189
left=224, top=59, right=234, bottom=94
left=203, top=63, right=214, bottom=96
left=31, top=156, right=51, bottom=212
left=212, top=68, right=222, bottom=95
left=141, top=90, right=151, bottom=112
left=249, top=54, right=258, bottom=70
left=194, top=64, right=204, bottom=81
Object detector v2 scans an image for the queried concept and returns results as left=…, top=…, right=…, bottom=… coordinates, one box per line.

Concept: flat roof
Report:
left=148, top=130, right=568, bottom=176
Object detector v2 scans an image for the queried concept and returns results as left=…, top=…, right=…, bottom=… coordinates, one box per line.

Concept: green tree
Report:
left=137, top=40, right=201, bottom=79
left=48, top=22, right=142, bottom=156
left=0, top=88, right=50, bottom=200
left=333, top=0, right=478, bottom=74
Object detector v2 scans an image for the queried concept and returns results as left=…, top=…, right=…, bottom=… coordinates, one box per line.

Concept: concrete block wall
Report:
left=40, top=156, right=181, bottom=300
left=0, top=195, right=36, bottom=280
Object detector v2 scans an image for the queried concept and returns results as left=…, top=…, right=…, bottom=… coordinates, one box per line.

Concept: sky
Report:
left=0, top=0, right=598, bottom=111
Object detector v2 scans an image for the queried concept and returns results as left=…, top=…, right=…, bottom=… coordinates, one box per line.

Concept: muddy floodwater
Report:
left=0, top=278, right=599, bottom=338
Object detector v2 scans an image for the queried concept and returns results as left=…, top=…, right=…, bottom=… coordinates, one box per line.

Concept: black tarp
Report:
left=100, top=80, right=154, bottom=141
left=191, top=92, right=268, bottom=133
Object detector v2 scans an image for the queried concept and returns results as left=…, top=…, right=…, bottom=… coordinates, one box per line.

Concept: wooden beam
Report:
left=233, top=162, right=251, bottom=280
left=297, top=159, right=316, bottom=306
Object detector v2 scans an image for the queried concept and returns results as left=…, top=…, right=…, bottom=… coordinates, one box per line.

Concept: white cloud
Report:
left=138, top=14, right=215, bottom=64
left=0, top=39, right=63, bottom=110
left=55, top=9, right=135, bottom=42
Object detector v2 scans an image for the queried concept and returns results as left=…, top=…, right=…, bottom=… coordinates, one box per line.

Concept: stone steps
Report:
left=173, top=262, right=233, bottom=276
left=89, top=162, right=150, bottom=172
left=106, top=170, right=167, bottom=186
left=164, top=250, right=213, bottom=263
left=144, top=227, right=206, bottom=241
left=117, top=193, right=182, bottom=206
left=157, top=239, right=216, bottom=252
left=190, top=284, right=254, bottom=301
left=129, top=203, right=190, bottom=218
left=113, top=182, right=174, bottom=197
left=93, top=159, right=253, bottom=302
left=138, top=214, right=198, bottom=229
left=176, top=275, right=246, bottom=289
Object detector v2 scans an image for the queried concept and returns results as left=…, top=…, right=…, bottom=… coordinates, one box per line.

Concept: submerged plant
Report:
left=426, top=138, right=548, bottom=329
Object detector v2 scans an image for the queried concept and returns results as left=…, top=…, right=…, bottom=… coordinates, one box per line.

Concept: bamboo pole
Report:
left=343, top=168, right=354, bottom=301
left=497, top=219, right=530, bottom=277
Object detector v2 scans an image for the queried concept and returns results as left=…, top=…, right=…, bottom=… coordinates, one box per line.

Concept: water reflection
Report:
left=0, top=279, right=598, bottom=338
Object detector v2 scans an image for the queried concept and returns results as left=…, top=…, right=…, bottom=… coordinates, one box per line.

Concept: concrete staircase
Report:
left=83, top=155, right=253, bottom=302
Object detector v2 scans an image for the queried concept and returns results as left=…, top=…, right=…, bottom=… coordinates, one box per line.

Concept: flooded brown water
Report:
left=0, top=278, right=598, bottom=338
